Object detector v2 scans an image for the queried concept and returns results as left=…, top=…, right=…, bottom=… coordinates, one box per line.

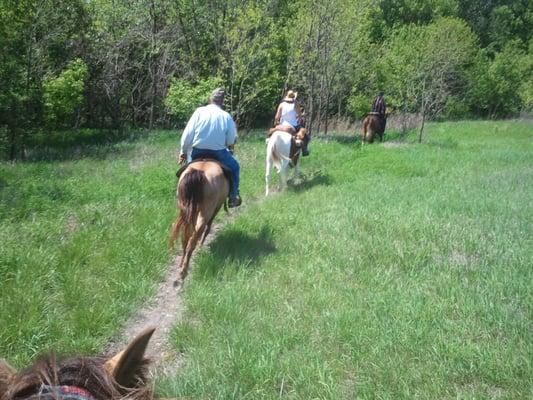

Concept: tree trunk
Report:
left=418, top=111, right=426, bottom=143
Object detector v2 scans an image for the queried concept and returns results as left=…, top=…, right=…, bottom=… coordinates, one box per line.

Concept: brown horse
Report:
left=169, top=160, right=229, bottom=282
left=361, top=110, right=389, bottom=144
left=0, top=328, right=156, bottom=400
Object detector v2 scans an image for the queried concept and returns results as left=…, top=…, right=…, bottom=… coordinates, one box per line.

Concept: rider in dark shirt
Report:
left=371, top=92, right=387, bottom=132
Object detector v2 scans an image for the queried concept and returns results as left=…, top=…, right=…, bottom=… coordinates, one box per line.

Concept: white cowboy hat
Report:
left=284, top=90, right=297, bottom=101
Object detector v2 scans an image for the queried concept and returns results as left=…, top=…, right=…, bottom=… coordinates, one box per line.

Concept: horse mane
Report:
left=2, top=354, right=152, bottom=400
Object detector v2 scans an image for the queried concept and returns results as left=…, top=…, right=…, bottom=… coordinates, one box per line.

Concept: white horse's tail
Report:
left=267, top=132, right=292, bottom=167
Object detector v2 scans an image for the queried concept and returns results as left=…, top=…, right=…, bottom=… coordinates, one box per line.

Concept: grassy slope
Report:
left=0, top=132, right=175, bottom=364
left=158, top=121, right=532, bottom=399
left=0, top=129, right=265, bottom=366
left=0, top=121, right=531, bottom=398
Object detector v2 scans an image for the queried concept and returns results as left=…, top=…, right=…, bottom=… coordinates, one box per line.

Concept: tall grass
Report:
left=158, top=121, right=532, bottom=399
left=1, top=121, right=531, bottom=398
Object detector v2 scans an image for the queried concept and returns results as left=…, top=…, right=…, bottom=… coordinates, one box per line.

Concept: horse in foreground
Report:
left=0, top=328, right=156, bottom=400
left=361, top=110, right=389, bottom=143
left=169, top=160, right=230, bottom=283
left=265, top=128, right=307, bottom=196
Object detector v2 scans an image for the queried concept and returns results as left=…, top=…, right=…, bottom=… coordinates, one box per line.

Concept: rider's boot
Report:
left=228, top=195, right=242, bottom=208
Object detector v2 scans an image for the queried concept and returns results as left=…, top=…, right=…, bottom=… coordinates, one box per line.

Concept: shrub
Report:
left=43, top=59, right=88, bottom=127
left=165, top=76, right=223, bottom=126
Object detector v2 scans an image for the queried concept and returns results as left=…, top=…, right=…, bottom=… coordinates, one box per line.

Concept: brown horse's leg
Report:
left=200, top=205, right=221, bottom=245
left=362, top=120, right=366, bottom=143
left=180, top=227, right=203, bottom=280
left=367, top=120, right=374, bottom=143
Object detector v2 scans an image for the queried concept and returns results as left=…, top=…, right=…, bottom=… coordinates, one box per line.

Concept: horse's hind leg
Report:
left=200, top=207, right=221, bottom=245
left=180, top=215, right=207, bottom=280
left=180, top=228, right=202, bottom=280
left=279, top=161, right=289, bottom=191
left=293, top=157, right=300, bottom=180
left=265, top=158, right=273, bottom=196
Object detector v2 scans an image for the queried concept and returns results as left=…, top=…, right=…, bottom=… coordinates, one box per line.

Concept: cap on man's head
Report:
left=210, top=87, right=225, bottom=103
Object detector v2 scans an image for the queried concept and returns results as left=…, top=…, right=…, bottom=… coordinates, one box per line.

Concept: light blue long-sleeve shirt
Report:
left=180, top=104, right=237, bottom=156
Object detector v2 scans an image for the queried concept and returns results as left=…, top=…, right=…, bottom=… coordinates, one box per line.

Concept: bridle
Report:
left=23, top=384, right=95, bottom=400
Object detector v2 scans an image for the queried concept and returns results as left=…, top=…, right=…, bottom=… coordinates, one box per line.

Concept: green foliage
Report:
left=379, top=0, right=459, bottom=28
left=164, top=76, right=223, bottom=126
left=466, top=41, right=532, bottom=117
left=346, top=92, right=372, bottom=119
left=380, top=18, right=477, bottom=117
left=1, top=0, right=532, bottom=153
left=43, top=59, right=88, bottom=127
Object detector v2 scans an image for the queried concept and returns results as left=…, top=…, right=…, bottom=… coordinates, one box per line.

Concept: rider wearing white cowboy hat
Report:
left=274, top=90, right=310, bottom=156
left=275, top=90, right=301, bottom=131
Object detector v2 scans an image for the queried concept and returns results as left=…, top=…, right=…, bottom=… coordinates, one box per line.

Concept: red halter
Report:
left=26, top=384, right=96, bottom=399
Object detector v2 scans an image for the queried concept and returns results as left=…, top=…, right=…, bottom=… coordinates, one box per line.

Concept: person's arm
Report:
left=274, top=104, right=282, bottom=124
left=379, top=99, right=386, bottom=115
left=296, top=102, right=302, bottom=123
left=225, top=114, right=238, bottom=148
left=180, top=110, right=198, bottom=159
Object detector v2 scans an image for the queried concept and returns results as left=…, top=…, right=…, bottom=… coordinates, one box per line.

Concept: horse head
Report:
left=295, top=127, right=307, bottom=144
left=0, top=328, right=155, bottom=400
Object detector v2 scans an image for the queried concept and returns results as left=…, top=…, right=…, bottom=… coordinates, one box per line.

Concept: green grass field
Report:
left=1, top=121, right=532, bottom=399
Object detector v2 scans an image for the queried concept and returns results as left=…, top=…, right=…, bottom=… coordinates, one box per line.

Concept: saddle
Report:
left=267, top=124, right=296, bottom=137
left=175, top=158, right=234, bottom=193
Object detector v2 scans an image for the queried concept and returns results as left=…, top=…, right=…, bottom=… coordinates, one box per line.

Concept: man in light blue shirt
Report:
left=179, top=88, right=241, bottom=207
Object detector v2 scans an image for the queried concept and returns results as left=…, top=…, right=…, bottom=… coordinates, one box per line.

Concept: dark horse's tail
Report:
left=169, top=168, right=207, bottom=248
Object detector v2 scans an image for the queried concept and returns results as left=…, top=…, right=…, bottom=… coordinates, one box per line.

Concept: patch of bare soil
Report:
left=104, top=253, right=186, bottom=375
left=104, top=204, right=246, bottom=375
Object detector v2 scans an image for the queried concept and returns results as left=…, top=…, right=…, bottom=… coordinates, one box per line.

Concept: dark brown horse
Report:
left=169, top=160, right=229, bottom=282
left=361, top=110, right=389, bottom=144
left=0, top=328, right=156, bottom=400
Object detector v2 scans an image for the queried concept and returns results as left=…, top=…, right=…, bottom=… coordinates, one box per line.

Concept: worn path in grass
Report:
left=104, top=193, right=267, bottom=374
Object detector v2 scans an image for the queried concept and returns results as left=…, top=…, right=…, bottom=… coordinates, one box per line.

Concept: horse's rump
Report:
left=177, top=158, right=233, bottom=194
left=267, top=131, right=292, bottom=166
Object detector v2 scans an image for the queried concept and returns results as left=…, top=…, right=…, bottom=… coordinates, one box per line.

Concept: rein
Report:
left=24, top=384, right=95, bottom=400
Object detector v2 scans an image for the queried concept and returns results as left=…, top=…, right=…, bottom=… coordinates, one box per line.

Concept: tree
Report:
left=380, top=18, right=477, bottom=141
left=0, top=0, right=89, bottom=159
left=43, top=59, right=88, bottom=128
left=286, top=0, right=375, bottom=134
left=165, top=76, right=222, bottom=126
left=466, top=40, right=532, bottom=117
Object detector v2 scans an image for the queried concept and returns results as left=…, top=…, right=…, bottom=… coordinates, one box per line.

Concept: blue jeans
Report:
left=191, top=148, right=240, bottom=199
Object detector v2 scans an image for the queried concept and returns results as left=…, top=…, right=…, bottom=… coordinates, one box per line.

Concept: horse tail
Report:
left=269, top=134, right=292, bottom=163
left=169, top=168, right=206, bottom=248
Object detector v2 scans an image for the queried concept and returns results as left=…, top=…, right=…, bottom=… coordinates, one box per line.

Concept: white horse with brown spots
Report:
left=265, top=128, right=307, bottom=196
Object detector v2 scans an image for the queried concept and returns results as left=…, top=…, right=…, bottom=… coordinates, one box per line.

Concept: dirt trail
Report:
left=104, top=252, right=185, bottom=374
left=103, top=213, right=239, bottom=374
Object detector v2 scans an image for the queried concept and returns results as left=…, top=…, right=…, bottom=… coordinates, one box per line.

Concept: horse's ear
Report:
left=0, top=359, right=17, bottom=395
left=104, top=327, right=155, bottom=387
